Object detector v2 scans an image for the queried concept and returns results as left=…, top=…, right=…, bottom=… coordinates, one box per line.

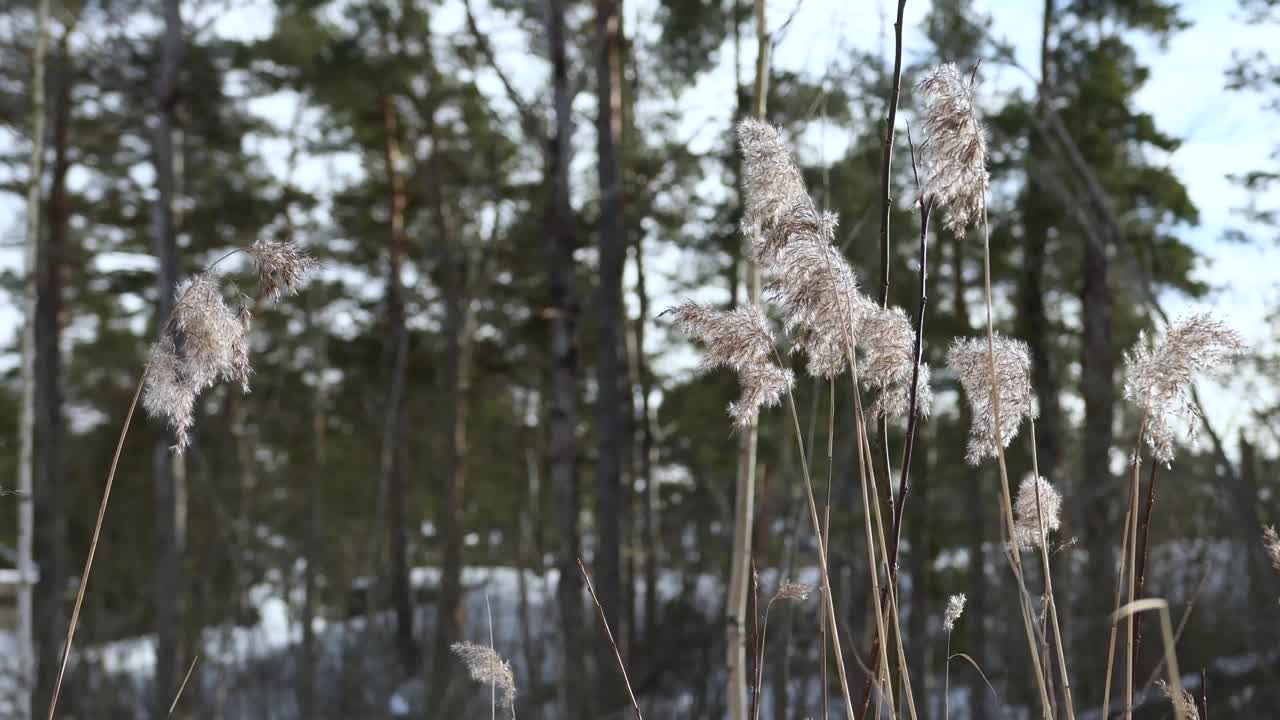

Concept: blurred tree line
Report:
left=1, top=0, right=1278, bottom=718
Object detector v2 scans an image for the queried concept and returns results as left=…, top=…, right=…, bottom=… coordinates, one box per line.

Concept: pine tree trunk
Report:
left=151, top=2, right=185, bottom=713
left=379, top=95, right=417, bottom=676
left=593, top=0, right=629, bottom=678
left=1080, top=221, right=1116, bottom=669
left=20, top=2, right=51, bottom=716
left=34, top=23, right=72, bottom=719
left=301, top=299, right=326, bottom=720
left=421, top=9, right=473, bottom=695
left=546, top=1, right=587, bottom=716
left=631, top=225, right=659, bottom=640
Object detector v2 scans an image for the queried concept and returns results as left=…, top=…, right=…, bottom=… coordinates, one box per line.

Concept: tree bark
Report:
left=21, top=2, right=51, bottom=716
left=546, top=1, right=588, bottom=716
left=34, top=21, right=73, bottom=719
left=379, top=94, right=417, bottom=676
left=150, top=2, right=186, bottom=714
left=1080, top=213, right=1116, bottom=661
left=422, top=7, right=475, bottom=697
left=727, top=3, right=769, bottom=717
left=300, top=297, right=327, bottom=720
left=593, top=0, right=629, bottom=673
left=631, top=226, right=658, bottom=640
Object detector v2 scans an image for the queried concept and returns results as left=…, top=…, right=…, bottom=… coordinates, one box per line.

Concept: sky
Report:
left=1, top=0, right=1277, bottom=452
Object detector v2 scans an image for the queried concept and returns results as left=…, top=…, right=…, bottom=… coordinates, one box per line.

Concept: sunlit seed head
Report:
left=918, top=63, right=989, bottom=233
left=947, top=334, right=1038, bottom=465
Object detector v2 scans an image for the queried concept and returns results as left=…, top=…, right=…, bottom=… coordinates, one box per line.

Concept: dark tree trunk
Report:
left=593, top=0, right=629, bottom=674
left=423, top=9, right=472, bottom=696
left=1016, top=231, right=1061, bottom=482
left=631, top=231, right=658, bottom=640
left=1238, top=433, right=1270, bottom=621
left=380, top=95, right=417, bottom=676
left=1080, top=226, right=1116, bottom=658
left=34, top=24, right=72, bottom=718
left=546, top=0, right=588, bottom=717
left=300, top=299, right=327, bottom=720
left=150, top=2, right=185, bottom=713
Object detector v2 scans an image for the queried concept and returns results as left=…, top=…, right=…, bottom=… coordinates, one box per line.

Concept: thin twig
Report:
left=47, top=378, right=144, bottom=720
left=1125, top=424, right=1150, bottom=720
left=487, top=594, right=497, bottom=720
left=751, top=561, right=762, bottom=720
left=580, top=559, right=643, bottom=720
left=872, top=133, right=933, bottom=682
left=167, top=655, right=200, bottom=717
left=1133, top=460, right=1159, bottom=672
left=1200, top=669, right=1208, bottom=720
left=876, top=0, right=909, bottom=306
left=1028, top=418, right=1075, bottom=719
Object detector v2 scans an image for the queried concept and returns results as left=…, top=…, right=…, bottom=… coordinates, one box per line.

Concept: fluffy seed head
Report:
left=948, top=335, right=1038, bottom=465
left=246, top=238, right=319, bottom=300
left=1263, top=525, right=1280, bottom=574
left=861, top=305, right=932, bottom=419
left=1013, top=476, right=1063, bottom=551
left=943, top=593, right=967, bottom=632
left=666, top=301, right=793, bottom=428
left=451, top=641, right=516, bottom=710
left=1123, top=313, right=1245, bottom=464
left=768, top=237, right=871, bottom=377
left=1155, top=680, right=1200, bottom=720
left=737, top=119, right=817, bottom=264
left=918, top=63, right=989, bottom=233
left=143, top=274, right=253, bottom=452
left=667, top=301, right=775, bottom=373
left=773, top=580, right=816, bottom=603
left=728, top=362, right=795, bottom=428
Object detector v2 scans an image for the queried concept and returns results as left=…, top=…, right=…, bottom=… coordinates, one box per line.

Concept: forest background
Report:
left=3, top=0, right=1280, bottom=718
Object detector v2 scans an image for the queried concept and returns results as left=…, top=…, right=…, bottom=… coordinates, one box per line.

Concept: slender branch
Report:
left=48, top=378, right=144, bottom=719
left=462, top=0, right=544, bottom=140
left=1200, top=669, right=1208, bottom=720
left=877, top=0, right=909, bottom=306
left=751, top=562, right=762, bottom=720
left=1132, top=460, right=1159, bottom=679
left=580, top=559, right=643, bottom=720
left=1125, top=427, right=1147, bottom=719
left=1029, top=418, right=1075, bottom=719
left=167, top=655, right=200, bottom=717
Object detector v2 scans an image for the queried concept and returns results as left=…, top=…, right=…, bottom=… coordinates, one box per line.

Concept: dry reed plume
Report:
left=947, top=335, right=1038, bottom=465
left=47, top=240, right=315, bottom=719
left=1012, top=475, right=1063, bottom=551
left=1123, top=312, right=1245, bottom=464
left=451, top=641, right=517, bottom=714
left=665, top=301, right=794, bottom=427
left=918, top=63, right=989, bottom=232
left=943, top=593, right=967, bottom=633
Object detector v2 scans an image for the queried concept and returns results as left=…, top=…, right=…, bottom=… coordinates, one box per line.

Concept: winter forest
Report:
left=4, top=0, right=1280, bottom=718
